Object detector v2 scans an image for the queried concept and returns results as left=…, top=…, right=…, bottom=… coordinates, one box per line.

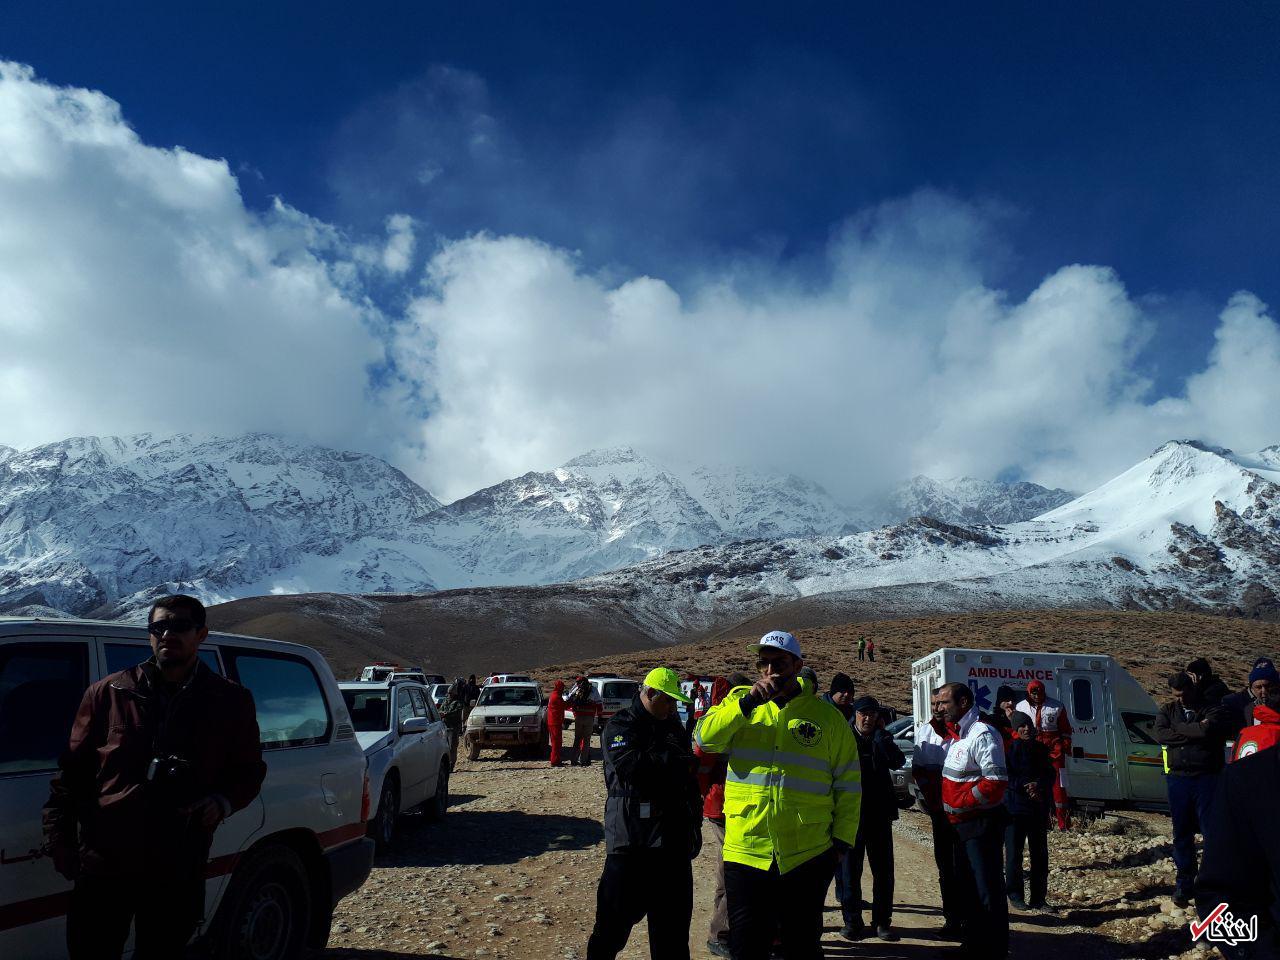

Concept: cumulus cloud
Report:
left=0, top=62, right=406, bottom=454
left=394, top=193, right=1280, bottom=503
left=4, top=62, right=1278, bottom=510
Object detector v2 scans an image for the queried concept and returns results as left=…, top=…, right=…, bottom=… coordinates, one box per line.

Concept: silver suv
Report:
left=0, top=618, right=373, bottom=960
left=339, top=680, right=451, bottom=851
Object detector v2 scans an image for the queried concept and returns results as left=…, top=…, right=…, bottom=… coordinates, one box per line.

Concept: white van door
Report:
left=0, top=636, right=95, bottom=959
left=1059, top=670, right=1122, bottom=802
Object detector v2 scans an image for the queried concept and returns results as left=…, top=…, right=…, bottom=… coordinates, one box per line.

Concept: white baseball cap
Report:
left=753, top=630, right=802, bottom=659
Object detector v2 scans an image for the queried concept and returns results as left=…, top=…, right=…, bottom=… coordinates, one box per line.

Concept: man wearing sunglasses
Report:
left=695, top=631, right=862, bottom=960
left=43, top=594, right=266, bottom=960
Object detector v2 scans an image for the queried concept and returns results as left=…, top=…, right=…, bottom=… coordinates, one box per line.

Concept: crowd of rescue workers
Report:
left=39, top=594, right=1280, bottom=960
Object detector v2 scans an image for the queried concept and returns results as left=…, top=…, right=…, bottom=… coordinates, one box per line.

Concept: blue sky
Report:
left=2, top=3, right=1279, bottom=499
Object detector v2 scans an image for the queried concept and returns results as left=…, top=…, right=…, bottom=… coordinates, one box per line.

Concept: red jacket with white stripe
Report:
left=1232, top=702, right=1280, bottom=761
left=941, top=706, right=1008, bottom=826
left=1015, top=696, right=1072, bottom=768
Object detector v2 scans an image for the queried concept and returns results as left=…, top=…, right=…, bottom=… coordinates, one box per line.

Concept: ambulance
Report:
left=909, top=647, right=1167, bottom=812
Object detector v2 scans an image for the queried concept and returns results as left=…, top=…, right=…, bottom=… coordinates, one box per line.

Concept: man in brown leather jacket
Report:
left=42, top=594, right=266, bottom=959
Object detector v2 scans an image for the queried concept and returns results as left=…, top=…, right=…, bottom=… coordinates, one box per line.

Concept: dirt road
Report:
left=321, top=744, right=1217, bottom=960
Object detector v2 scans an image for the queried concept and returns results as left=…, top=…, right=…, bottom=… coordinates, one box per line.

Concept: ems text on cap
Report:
left=754, top=630, right=802, bottom=659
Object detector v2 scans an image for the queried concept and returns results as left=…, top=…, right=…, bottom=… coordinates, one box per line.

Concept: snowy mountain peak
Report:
left=1256, top=446, right=1280, bottom=469
left=875, top=475, right=1075, bottom=527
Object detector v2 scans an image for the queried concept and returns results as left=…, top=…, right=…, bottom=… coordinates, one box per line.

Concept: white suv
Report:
left=0, top=618, right=373, bottom=960
left=339, top=680, right=451, bottom=851
left=464, top=682, right=547, bottom=760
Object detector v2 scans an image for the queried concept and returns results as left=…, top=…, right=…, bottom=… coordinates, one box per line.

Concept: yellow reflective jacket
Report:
left=694, top=682, right=861, bottom=874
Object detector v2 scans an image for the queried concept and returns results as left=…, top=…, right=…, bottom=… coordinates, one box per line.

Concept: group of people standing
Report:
left=546, top=675, right=603, bottom=766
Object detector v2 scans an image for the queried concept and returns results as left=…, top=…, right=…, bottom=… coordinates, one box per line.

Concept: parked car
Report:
left=357, top=662, right=445, bottom=685
left=428, top=682, right=450, bottom=708
left=464, top=682, right=547, bottom=759
left=885, top=716, right=915, bottom=806
left=339, top=680, right=451, bottom=851
left=483, top=673, right=533, bottom=686
left=564, top=675, right=640, bottom=734
left=0, top=617, right=373, bottom=960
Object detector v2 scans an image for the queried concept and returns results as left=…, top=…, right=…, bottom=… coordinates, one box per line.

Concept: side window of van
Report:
left=0, top=642, right=90, bottom=775
left=103, top=643, right=222, bottom=676
left=225, top=651, right=331, bottom=749
left=1123, top=712, right=1158, bottom=745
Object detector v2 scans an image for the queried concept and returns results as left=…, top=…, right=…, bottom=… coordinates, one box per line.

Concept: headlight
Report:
left=467, top=713, right=484, bottom=728
left=521, top=714, right=540, bottom=727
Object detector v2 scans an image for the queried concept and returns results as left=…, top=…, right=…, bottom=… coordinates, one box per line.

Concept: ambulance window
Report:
left=1071, top=678, right=1095, bottom=722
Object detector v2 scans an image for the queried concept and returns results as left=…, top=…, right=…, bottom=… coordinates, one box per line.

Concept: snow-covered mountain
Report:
left=874, top=475, right=1075, bottom=527
left=275, top=447, right=861, bottom=591
left=0, top=433, right=442, bottom=613
left=570, top=440, right=1280, bottom=634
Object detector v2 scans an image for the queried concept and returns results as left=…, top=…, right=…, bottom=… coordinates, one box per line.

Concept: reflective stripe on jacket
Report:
left=1014, top=696, right=1073, bottom=767
left=940, top=706, right=1008, bottom=824
left=694, top=682, right=861, bottom=874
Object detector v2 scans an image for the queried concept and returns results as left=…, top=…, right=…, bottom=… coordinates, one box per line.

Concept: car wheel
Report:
left=467, top=736, right=481, bottom=761
left=210, top=844, right=311, bottom=960
left=426, top=760, right=449, bottom=821
left=371, top=778, right=399, bottom=852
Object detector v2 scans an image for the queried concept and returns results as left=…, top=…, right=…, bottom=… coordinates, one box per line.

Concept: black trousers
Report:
left=587, top=850, right=693, bottom=960
left=67, top=861, right=205, bottom=960
left=958, top=815, right=1009, bottom=958
left=1005, top=811, right=1048, bottom=905
left=835, top=816, right=895, bottom=929
left=726, top=851, right=834, bottom=960
left=929, top=811, right=974, bottom=928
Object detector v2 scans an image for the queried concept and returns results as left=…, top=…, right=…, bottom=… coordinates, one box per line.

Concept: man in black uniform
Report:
left=586, top=666, right=701, bottom=960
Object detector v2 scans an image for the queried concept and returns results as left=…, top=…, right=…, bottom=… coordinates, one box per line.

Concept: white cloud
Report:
left=0, top=62, right=404, bottom=455
left=4, top=62, right=1278, bottom=510
left=394, top=195, right=1280, bottom=503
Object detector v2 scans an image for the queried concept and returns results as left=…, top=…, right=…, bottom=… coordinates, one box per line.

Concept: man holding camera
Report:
left=43, top=594, right=266, bottom=960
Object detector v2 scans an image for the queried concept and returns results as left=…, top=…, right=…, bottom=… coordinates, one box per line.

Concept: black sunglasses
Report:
left=756, top=657, right=790, bottom=671
left=148, top=618, right=197, bottom=636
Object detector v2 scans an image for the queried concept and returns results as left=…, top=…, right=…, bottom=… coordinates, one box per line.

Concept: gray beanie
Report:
left=1009, top=710, right=1035, bottom=732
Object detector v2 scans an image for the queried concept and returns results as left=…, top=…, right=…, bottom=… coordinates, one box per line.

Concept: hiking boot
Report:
left=937, top=920, right=965, bottom=941
left=875, top=925, right=899, bottom=942
left=706, top=939, right=731, bottom=958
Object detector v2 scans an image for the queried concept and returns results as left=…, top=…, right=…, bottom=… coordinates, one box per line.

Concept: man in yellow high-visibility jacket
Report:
left=695, top=630, right=861, bottom=960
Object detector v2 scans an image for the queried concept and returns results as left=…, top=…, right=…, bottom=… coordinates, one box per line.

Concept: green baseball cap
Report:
left=644, top=667, right=693, bottom=703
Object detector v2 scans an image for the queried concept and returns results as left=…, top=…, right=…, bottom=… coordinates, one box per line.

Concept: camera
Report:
left=146, top=754, right=196, bottom=806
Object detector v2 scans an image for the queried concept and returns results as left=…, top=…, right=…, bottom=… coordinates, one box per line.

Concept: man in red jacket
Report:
left=548, top=679, right=567, bottom=766
left=43, top=595, right=266, bottom=960
left=1016, top=679, right=1073, bottom=830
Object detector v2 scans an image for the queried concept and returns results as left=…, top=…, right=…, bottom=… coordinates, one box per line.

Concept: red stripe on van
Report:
left=317, top=822, right=367, bottom=850
left=0, top=890, right=71, bottom=932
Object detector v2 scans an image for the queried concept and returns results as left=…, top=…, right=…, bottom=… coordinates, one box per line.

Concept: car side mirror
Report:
left=400, top=716, right=431, bottom=735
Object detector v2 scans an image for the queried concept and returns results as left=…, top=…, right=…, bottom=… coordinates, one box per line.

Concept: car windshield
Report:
left=601, top=681, right=638, bottom=700
left=341, top=690, right=390, bottom=732
left=478, top=687, right=540, bottom=707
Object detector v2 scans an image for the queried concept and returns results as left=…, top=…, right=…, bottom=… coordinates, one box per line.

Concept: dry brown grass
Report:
left=538, top=609, right=1280, bottom=712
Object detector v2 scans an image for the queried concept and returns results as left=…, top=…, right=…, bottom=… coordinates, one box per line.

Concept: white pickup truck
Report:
left=0, top=618, right=373, bottom=960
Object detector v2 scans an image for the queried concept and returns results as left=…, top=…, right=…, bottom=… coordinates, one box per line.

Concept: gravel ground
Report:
left=320, top=737, right=1223, bottom=960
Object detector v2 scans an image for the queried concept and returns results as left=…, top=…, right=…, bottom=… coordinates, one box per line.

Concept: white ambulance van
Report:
left=909, top=647, right=1167, bottom=812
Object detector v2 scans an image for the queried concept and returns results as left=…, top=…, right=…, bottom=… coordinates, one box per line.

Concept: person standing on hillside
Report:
left=569, top=676, right=603, bottom=766
left=867, top=639, right=875, bottom=662
left=833, top=695, right=905, bottom=942
left=1231, top=663, right=1280, bottom=760
left=695, top=630, right=862, bottom=960
left=586, top=668, right=701, bottom=960
left=1004, top=711, right=1056, bottom=910
left=547, top=679, right=567, bottom=767
left=1154, top=670, right=1235, bottom=906
left=1015, top=679, right=1073, bottom=830
left=857, top=636, right=866, bottom=661
left=43, top=595, right=266, bottom=960
left=464, top=674, right=480, bottom=717
left=694, top=675, right=738, bottom=958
